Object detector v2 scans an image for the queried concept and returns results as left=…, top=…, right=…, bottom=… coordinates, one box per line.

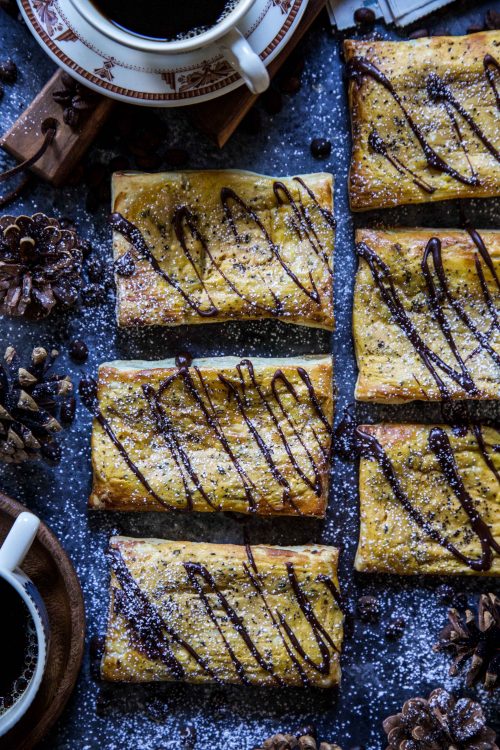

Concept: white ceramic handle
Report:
left=219, top=27, right=269, bottom=94
left=0, top=512, right=40, bottom=572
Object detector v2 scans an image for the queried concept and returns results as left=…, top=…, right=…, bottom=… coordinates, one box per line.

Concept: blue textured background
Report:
left=1, top=1, right=500, bottom=747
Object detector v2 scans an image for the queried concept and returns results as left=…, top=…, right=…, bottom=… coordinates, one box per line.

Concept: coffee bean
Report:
left=0, top=58, right=17, bottom=84
left=81, top=283, right=106, bottom=306
left=40, top=441, right=62, bottom=463
left=262, top=87, right=283, bottom=115
left=86, top=256, right=104, bottom=282
left=77, top=239, right=93, bottom=258
left=310, top=138, right=332, bottom=159
left=408, top=28, right=429, bottom=38
left=69, top=339, right=89, bottom=363
left=385, top=617, right=405, bottom=640
left=165, top=147, right=189, bottom=167
left=354, top=7, right=375, bottom=25
left=356, top=595, right=380, bottom=623
left=60, top=396, right=76, bottom=426
left=280, top=75, right=301, bottom=95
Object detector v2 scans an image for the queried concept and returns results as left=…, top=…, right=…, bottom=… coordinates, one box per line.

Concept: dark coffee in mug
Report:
left=0, top=579, right=37, bottom=714
left=90, top=0, right=238, bottom=41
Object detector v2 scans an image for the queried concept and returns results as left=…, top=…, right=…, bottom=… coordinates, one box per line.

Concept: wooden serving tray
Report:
left=0, top=493, right=85, bottom=750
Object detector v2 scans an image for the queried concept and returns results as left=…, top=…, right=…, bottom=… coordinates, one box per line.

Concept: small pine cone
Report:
left=0, top=213, right=84, bottom=319
left=383, top=688, right=498, bottom=750
left=0, top=346, right=73, bottom=463
left=434, top=593, right=500, bottom=690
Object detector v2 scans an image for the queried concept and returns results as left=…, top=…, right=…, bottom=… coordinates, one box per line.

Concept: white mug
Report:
left=69, top=0, right=270, bottom=94
left=0, top=513, right=49, bottom=737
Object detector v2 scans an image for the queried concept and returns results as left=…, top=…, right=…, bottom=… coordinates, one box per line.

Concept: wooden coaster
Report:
left=0, top=493, right=85, bottom=750
left=189, top=0, right=327, bottom=147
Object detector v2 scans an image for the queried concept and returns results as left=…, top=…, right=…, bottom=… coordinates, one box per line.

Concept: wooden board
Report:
left=0, top=493, right=85, bottom=750
left=189, top=0, right=327, bottom=147
left=1, top=69, right=113, bottom=186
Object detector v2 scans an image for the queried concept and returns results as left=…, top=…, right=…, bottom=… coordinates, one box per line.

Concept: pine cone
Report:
left=383, top=688, right=498, bottom=750
left=0, top=346, right=74, bottom=463
left=254, top=728, right=341, bottom=750
left=434, top=593, right=500, bottom=691
left=0, top=213, right=84, bottom=319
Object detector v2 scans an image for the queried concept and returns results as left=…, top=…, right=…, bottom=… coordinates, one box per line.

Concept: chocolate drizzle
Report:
left=108, top=544, right=342, bottom=685
left=110, top=178, right=334, bottom=319
left=84, top=359, right=332, bottom=514
left=356, top=230, right=499, bottom=400
left=335, top=411, right=500, bottom=572
left=484, top=54, right=500, bottom=111
left=347, top=53, right=500, bottom=189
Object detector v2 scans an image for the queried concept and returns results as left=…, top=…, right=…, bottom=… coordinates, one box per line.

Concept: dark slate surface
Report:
left=1, top=1, right=499, bottom=747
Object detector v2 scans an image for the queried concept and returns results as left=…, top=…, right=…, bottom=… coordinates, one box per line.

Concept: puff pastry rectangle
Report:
left=89, top=355, right=334, bottom=516
left=345, top=32, right=500, bottom=210
left=354, top=228, right=500, bottom=403
left=111, top=170, right=334, bottom=329
left=356, top=423, right=500, bottom=576
left=101, top=537, right=344, bottom=687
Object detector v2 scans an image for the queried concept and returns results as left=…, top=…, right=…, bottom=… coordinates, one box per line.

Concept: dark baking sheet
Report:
left=1, top=1, right=500, bottom=747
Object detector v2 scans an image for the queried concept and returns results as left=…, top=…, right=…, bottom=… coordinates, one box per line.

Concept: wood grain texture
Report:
left=0, top=493, right=85, bottom=750
left=189, top=0, right=327, bottom=147
left=1, top=69, right=113, bottom=186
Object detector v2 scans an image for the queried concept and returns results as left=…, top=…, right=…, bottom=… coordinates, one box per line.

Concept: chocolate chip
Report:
left=310, top=138, right=332, bottom=159
left=354, top=7, right=375, bottom=25
left=385, top=617, right=405, bottom=639
left=60, top=396, right=76, bottom=426
left=69, top=339, right=89, bottom=363
left=0, top=58, right=17, bottom=84
left=164, top=148, right=189, bottom=167
left=115, top=251, right=136, bottom=277
left=408, top=28, right=429, bottom=39
left=81, top=283, right=106, bottom=306
left=280, top=75, right=301, bottom=95
left=262, top=87, right=283, bottom=115
left=356, top=595, right=380, bottom=623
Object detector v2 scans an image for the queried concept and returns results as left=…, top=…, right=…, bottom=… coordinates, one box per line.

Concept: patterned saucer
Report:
left=18, top=0, right=308, bottom=106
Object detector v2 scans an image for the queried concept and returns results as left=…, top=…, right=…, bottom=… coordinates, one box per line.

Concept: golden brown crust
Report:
left=355, top=423, right=500, bottom=576
left=353, top=228, right=500, bottom=402
left=89, top=355, right=334, bottom=516
left=101, top=537, right=343, bottom=687
left=345, top=32, right=500, bottom=210
left=112, top=170, right=334, bottom=329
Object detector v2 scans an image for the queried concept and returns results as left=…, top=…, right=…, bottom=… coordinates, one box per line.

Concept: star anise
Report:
left=434, top=593, right=500, bottom=691
left=383, top=688, right=498, bottom=750
left=52, top=71, right=98, bottom=128
left=0, top=346, right=74, bottom=463
left=0, top=213, right=83, bottom=318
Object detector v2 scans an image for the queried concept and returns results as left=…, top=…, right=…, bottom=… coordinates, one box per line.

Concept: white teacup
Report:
left=0, top=513, right=49, bottom=737
left=69, top=0, right=270, bottom=94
